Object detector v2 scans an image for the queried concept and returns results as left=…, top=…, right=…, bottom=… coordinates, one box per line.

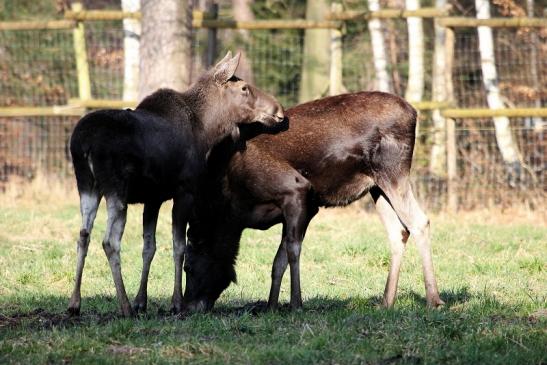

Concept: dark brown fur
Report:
left=183, top=91, right=444, bottom=312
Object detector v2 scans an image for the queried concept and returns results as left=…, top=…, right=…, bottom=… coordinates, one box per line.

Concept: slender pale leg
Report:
left=68, top=190, right=101, bottom=315
left=102, top=195, right=133, bottom=317
left=134, top=202, right=161, bottom=313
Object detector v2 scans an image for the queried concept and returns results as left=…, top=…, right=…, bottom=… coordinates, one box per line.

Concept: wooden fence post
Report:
left=71, top=2, right=91, bottom=102
left=329, top=3, right=343, bottom=96
left=206, top=3, right=218, bottom=67
left=445, top=26, right=457, bottom=212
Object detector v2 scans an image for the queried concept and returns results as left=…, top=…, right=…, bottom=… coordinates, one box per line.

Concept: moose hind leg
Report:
left=68, top=189, right=101, bottom=315
left=282, top=184, right=316, bottom=310
left=371, top=187, right=409, bottom=308
left=103, top=195, right=133, bottom=317
left=267, top=239, right=288, bottom=310
left=378, top=179, right=444, bottom=308
left=134, top=202, right=161, bottom=313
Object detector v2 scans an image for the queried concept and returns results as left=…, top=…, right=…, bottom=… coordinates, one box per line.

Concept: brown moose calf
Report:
left=183, top=91, right=444, bottom=312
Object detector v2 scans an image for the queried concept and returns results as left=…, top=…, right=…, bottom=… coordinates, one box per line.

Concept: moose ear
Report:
left=213, top=52, right=241, bottom=84
left=214, top=51, right=232, bottom=68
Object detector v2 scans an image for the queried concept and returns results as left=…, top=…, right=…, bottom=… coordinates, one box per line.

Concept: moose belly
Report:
left=312, top=171, right=375, bottom=208
left=244, top=203, right=283, bottom=230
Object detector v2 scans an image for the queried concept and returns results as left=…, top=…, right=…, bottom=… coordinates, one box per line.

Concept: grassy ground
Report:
left=0, top=184, right=545, bottom=364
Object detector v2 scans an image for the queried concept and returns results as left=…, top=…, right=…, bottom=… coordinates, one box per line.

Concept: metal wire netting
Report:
left=0, top=18, right=545, bottom=210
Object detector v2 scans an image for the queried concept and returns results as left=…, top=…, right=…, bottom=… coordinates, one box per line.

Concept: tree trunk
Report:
left=299, top=0, right=331, bottom=103
left=475, top=0, right=521, bottom=170
left=367, top=0, right=391, bottom=92
left=429, top=0, right=447, bottom=176
left=526, top=0, right=544, bottom=132
left=232, top=0, right=255, bottom=84
left=404, top=0, right=424, bottom=102
left=138, top=0, right=193, bottom=101
left=122, top=0, right=140, bottom=101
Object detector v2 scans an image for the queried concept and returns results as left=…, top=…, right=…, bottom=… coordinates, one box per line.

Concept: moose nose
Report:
left=274, top=106, right=285, bottom=123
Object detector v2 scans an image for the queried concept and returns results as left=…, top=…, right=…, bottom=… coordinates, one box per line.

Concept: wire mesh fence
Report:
left=0, top=12, right=545, bottom=211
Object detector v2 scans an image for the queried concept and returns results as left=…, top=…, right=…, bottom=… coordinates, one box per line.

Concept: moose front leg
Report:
left=171, top=193, right=193, bottom=314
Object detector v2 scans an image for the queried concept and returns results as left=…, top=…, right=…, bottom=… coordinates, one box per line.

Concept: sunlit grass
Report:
left=0, top=187, right=545, bottom=364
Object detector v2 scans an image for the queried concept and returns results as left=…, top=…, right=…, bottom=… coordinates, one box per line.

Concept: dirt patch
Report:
left=0, top=308, right=117, bottom=331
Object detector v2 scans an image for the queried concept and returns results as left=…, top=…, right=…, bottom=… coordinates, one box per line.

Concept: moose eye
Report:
left=242, top=85, right=248, bottom=92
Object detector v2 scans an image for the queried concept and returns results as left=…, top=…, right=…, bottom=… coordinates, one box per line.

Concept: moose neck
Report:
left=182, top=87, right=240, bottom=153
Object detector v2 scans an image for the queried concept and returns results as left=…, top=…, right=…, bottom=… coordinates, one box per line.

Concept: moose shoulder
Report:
left=68, top=52, right=284, bottom=317
left=183, top=91, right=444, bottom=312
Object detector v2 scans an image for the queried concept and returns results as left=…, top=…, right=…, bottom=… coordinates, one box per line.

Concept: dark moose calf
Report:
left=183, top=91, right=444, bottom=312
left=68, top=52, right=284, bottom=317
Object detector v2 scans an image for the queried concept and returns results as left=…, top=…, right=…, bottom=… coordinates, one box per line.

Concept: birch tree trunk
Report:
left=526, top=0, right=544, bottom=131
left=138, top=0, right=193, bottom=100
left=429, top=0, right=447, bottom=176
left=367, top=0, right=391, bottom=92
left=122, top=0, right=140, bottom=101
left=404, top=0, right=424, bottom=102
left=232, top=0, right=255, bottom=84
left=299, top=0, right=331, bottom=103
left=475, top=0, right=521, bottom=170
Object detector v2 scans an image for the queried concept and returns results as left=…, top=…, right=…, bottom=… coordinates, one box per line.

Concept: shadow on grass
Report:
left=0, top=286, right=541, bottom=334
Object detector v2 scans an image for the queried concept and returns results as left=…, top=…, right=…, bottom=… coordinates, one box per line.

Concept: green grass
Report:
left=0, top=196, right=545, bottom=364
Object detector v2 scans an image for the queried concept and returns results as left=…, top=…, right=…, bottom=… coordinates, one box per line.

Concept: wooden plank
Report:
left=442, top=108, right=547, bottom=118
left=64, top=10, right=209, bottom=21
left=0, top=106, right=85, bottom=117
left=326, top=7, right=449, bottom=20
left=438, top=17, right=547, bottom=27
left=412, top=101, right=451, bottom=110
left=193, top=19, right=341, bottom=29
left=0, top=20, right=75, bottom=30
left=69, top=98, right=138, bottom=109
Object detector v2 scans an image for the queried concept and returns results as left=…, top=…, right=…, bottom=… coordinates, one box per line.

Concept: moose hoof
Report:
left=170, top=304, right=183, bottom=315
left=133, top=300, right=146, bottom=314
left=67, top=306, right=81, bottom=317
left=133, top=302, right=147, bottom=314
left=427, top=297, right=446, bottom=309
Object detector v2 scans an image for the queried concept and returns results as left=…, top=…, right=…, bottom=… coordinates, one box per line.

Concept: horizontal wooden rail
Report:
left=64, top=10, right=210, bottom=21
left=68, top=98, right=138, bottom=109
left=193, top=19, right=341, bottom=29
left=0, top=106, right=85, bottom=117
left=2, top=13, right=544, bottom=31
left=438, top=17, right=547, bottom=27
left=3, top=103, right=546, bottom=119
left=412, top=101, right=452, bottom=110
left=442, top=108, right=547, bottom=118
left=0, top=20, right=75, bottom=30
left=326, top=7, right=449, bottom=20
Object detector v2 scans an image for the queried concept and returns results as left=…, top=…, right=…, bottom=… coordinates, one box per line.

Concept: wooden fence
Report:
left=0, top=3, right=545, bottom=210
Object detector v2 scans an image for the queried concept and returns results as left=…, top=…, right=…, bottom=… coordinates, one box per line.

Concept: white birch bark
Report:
left=475, top=0, right=520, bottom=165
left=367, top=0, right=391, bottom=92
left=122, top=0, right=140, bottom=101
left=404, top=0, right=424, bottom=102
left=429, top=0, right=447, bottom=175
left=526, top=0, right=544, bottom=131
